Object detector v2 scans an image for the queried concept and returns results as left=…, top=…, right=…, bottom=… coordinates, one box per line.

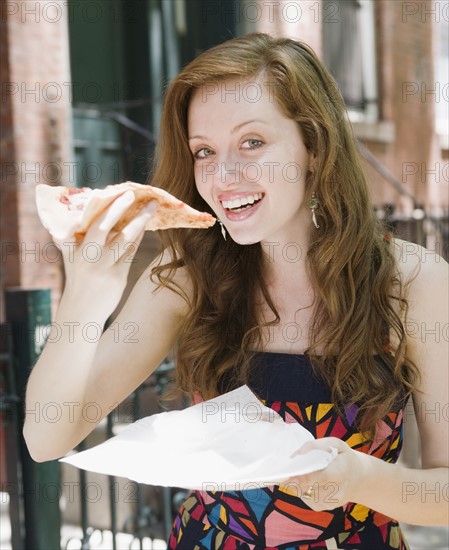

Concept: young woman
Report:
left=24, top=34, right=448, bottom=549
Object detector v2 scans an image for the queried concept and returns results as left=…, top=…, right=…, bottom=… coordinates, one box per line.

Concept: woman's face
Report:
left=188, top=77, right=314, bottom=246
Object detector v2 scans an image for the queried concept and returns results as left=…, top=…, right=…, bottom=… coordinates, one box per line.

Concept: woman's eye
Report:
left=242, top=138, right=264, bottom=150
left=193, top=147, right=214, bottom=160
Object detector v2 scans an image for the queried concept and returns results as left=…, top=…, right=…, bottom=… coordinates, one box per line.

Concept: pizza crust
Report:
left=36, top=182, right=216, bottom=241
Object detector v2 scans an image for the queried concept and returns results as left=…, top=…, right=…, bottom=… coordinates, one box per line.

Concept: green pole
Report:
left=5, top=288, right=61, bottom=550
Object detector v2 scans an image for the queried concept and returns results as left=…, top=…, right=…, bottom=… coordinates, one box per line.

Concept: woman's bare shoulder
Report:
left=390, top=241, right=449, bottom=469
left=390, top=237, right=448, bottom=288
left=391, top=236, right=448, bottom=364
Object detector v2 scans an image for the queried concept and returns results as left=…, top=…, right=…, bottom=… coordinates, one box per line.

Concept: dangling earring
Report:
left=218, top=219, right=227, bottom=240
left=309, top=194, right=320, bottom=229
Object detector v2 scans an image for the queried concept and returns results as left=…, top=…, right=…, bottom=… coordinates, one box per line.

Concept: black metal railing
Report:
left=61, top=359, right=187, bottom=550
left=2, top=289, right=62, bottom=550
left=1, top=289, right=186, bottom=550
left=0, top=321, right=24, bottom=550
left=359, top=141, right=449, bottom=261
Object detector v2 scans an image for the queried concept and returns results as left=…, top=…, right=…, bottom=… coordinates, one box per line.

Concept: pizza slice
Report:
left=36, top=181, right=216, bottom=241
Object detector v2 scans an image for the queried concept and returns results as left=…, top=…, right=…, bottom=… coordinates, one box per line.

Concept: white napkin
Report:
left=61, top=385, right=337, bottom=490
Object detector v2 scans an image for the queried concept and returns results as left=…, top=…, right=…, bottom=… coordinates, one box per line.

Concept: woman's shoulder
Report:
left=390, top=238, right=448, bottom=362
left=390, top=237, right=448, bottom=290
left=390, top=242, right=449, bottom=470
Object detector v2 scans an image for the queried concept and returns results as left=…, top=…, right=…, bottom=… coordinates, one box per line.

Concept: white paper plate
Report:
left=61, top=386, right=337, bottom=490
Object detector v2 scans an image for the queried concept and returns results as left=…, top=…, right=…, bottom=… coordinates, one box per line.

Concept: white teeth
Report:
left=222, top=193, right=263, bottom=210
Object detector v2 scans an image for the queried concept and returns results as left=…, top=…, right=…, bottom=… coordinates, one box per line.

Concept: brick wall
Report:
left=360, top=1, right=445, bottom=212
left=1, top=2, right=73, bottom=320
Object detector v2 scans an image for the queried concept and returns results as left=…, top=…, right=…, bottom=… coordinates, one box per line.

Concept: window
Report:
left=323, top=0, right=378, bottom=122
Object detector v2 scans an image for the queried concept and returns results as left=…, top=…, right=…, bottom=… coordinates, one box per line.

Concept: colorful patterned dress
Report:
left=168, top=352, right=410, bottom=549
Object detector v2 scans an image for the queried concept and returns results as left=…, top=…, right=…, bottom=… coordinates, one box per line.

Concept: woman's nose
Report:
left=198, top=153, right=245, bottom=188
left=217, top=157, right=243, bottom=188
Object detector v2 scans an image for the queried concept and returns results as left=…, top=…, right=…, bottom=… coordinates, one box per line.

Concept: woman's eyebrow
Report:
left=189, top=119, right=269, bottom=141
left=231, top=119, right=268, bottom=133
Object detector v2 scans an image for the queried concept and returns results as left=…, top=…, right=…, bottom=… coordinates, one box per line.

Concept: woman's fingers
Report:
left=92, top=190, right=136, bottom=244
left=294, top=437, right=343, bottom=456
left=75, top=190, right=159, bottom=252
left=56, top=196, right=157, bottom=266
left=122, top=201, right=157, bottom=240
left=113, top=202, right=157, bottom=262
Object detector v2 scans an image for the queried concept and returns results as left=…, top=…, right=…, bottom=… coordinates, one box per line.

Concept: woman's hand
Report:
left=55, top=190, right=157, bottom=315
left=281, top=437, right=369, bottom=511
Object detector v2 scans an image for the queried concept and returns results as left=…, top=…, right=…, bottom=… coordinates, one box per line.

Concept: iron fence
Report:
left=61, top=359, right=188, bottom=550
left=0, top=289, right=188, bottom=550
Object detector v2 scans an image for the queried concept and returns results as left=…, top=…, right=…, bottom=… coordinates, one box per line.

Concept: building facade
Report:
left=1, top=0, right=448, bottom=318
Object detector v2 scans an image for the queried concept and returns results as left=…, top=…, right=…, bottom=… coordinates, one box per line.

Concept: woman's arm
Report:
left=288, top=240, right=449, bottom=525
left=23, top=198, right=189, bottom=461
left=352, top=241, right=449, bottom=524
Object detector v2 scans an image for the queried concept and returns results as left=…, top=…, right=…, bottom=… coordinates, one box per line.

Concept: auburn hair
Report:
left=150, top=33, right=419, bottom=435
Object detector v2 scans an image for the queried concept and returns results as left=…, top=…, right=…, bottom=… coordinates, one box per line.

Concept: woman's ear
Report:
left=308, top=152, right=317, bottom=174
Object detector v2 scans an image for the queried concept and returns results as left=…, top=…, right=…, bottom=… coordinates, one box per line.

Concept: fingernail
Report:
left=148, top=202, right=157, bottom=213
left=121, top=190, right=135, bottom=204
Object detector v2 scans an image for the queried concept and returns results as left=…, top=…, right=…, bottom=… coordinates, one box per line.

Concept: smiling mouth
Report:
left=221, top=193, right=264, bottom=213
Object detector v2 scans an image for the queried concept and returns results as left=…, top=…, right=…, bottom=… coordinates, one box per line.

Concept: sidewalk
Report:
left=401, top=523, right=449, bottom=550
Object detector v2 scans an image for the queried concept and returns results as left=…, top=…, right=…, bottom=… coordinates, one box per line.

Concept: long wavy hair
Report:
left=150, top=33, right=419, bottom=434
